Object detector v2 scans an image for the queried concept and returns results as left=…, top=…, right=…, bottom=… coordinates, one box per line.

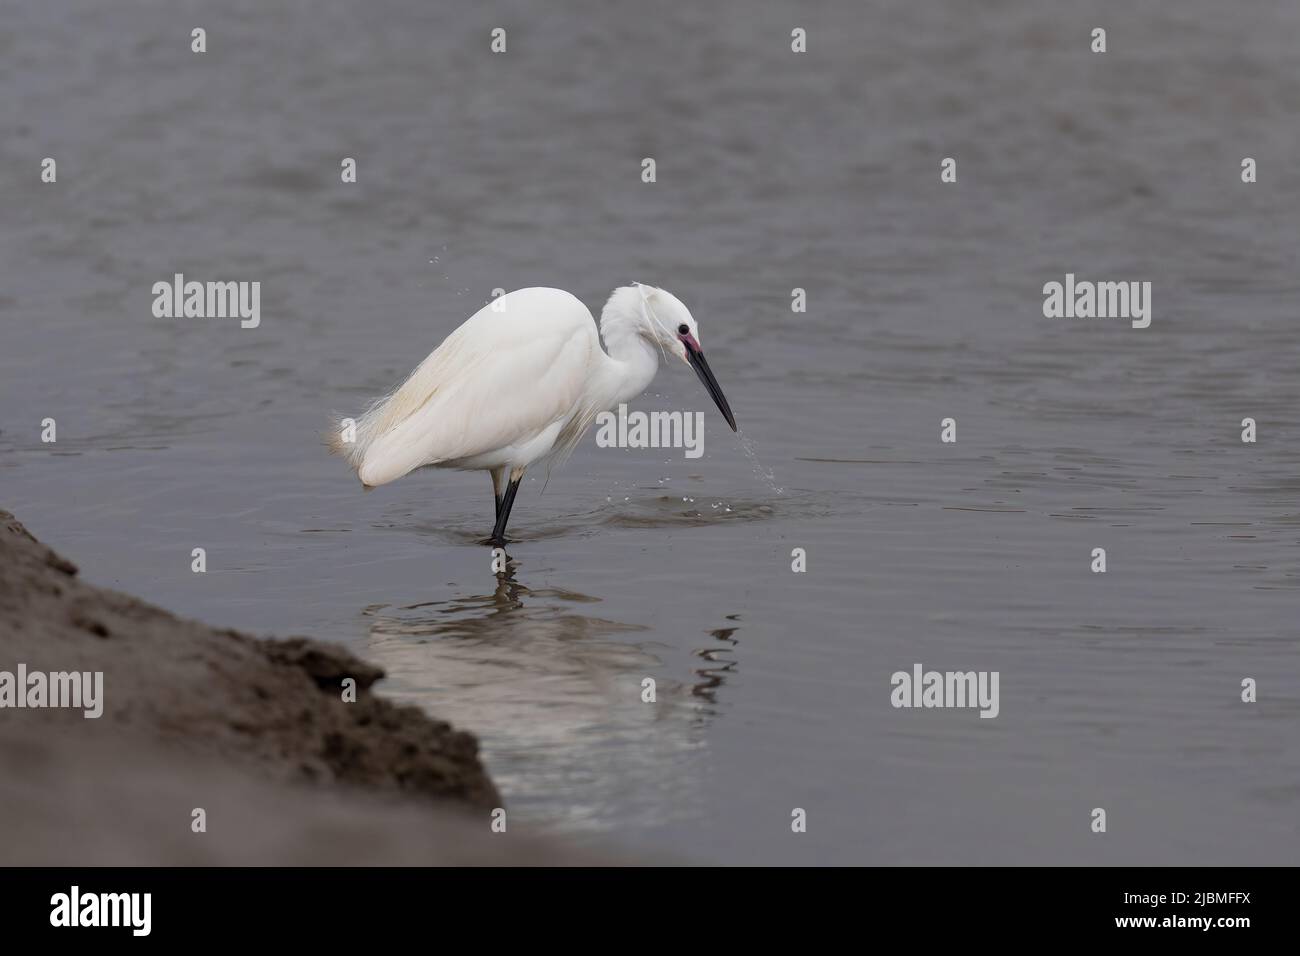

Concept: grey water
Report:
left=2, top=0, right=1299, bottom=864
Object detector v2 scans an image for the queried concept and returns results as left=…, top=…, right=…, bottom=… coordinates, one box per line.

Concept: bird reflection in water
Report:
left=362, top=559, right=739, bottom=832
left=691, top=615, right=741, bottom=707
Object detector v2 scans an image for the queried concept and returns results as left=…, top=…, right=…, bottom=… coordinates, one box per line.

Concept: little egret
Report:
left=330, top=284, right=737, bottom=545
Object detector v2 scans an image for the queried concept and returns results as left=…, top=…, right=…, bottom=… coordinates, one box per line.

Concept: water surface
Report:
left=2, top=0, right=1299, bottom=863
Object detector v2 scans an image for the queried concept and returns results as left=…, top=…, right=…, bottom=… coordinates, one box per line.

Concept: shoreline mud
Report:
left=0, top=509, right=607, bottom=864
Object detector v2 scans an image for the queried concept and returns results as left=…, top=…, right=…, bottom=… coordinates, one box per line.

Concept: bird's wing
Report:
left=356, top=290, right=598, bottom=487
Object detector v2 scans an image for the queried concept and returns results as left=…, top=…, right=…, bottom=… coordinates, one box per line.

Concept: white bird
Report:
left=330, top=284, right=737, bottom=545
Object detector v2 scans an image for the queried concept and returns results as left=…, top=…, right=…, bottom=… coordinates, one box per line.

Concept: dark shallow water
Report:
left=2, top=0, right=1299, bottom=863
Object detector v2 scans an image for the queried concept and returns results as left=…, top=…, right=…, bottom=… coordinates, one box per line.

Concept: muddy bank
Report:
left=0, top=509, right=606, bottom=864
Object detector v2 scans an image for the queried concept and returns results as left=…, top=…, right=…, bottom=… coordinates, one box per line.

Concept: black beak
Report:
left=684, top=341, right=737, bottom=432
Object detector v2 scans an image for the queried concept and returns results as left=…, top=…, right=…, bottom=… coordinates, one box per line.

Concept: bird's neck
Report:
left=599, top=321, right=660, bottom=407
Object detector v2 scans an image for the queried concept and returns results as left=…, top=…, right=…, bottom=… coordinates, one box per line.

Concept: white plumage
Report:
left=330, top=284, right=736, bottom=544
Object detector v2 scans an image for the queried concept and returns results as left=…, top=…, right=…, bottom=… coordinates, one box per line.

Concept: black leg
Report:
left=489, top=468, right=506, bottom=522
left=488, top=476, right=522, bottom=545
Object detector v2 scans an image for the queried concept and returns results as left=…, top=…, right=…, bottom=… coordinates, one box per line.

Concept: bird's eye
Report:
left=677, top=324, right=689, bottom=335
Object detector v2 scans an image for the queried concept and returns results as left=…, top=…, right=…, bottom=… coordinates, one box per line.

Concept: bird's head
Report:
left=631, top=283, right=737, bottom=432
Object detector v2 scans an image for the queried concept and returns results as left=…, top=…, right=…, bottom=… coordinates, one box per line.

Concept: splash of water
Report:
left=738, top=433, right=785, bottom=496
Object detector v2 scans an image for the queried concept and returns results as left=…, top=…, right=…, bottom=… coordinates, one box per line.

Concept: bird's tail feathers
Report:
left=327, top=332, right=481, bottom=487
